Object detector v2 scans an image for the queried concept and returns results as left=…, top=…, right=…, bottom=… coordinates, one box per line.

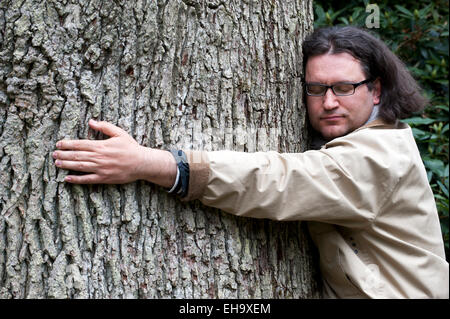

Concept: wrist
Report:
left=139, top=147, right=177, bottom=188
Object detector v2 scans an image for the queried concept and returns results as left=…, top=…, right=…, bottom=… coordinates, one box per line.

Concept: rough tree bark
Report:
left=0, top=0, right=320, bottom=298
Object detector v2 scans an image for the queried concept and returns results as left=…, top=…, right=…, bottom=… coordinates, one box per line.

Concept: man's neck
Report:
left=364, top=104, right=380, bottom=126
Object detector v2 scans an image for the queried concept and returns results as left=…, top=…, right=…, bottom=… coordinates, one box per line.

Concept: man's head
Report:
left=303, top=26, right=426, bottom=140
left=305, top=52, right=381, bottom=140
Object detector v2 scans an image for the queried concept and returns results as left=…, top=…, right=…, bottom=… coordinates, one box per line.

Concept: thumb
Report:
left=89, top=119, right=126, bottom=137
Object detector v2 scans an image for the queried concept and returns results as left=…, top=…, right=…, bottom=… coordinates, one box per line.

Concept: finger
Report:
left=56, top=139, right=99, bottom=151
left=89, top=119, right=127, bottom=138
left=53, top=150, right=97, bottom=162
left=55, top=159, right=97, bottom=173
left=65, top=174, right=103, bottom=184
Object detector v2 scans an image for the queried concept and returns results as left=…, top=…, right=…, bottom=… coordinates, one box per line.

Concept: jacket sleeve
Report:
left=183, top=128, right=409, bottom=228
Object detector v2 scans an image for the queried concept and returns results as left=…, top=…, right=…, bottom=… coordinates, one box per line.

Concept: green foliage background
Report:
left=313, top=0, right=449, bottom=256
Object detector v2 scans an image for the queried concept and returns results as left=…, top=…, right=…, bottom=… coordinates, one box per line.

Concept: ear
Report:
left=372, top=78, right=381, bottom=105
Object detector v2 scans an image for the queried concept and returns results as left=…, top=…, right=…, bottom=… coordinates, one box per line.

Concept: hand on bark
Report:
left=53, top=119, right=176, bottom=186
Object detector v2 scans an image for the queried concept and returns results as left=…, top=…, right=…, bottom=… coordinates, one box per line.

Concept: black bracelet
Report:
left=168, top=149, right=190, bottom=198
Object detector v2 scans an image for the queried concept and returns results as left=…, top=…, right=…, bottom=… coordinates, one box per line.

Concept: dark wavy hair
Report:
left=302, top=26, right=427, bottom=123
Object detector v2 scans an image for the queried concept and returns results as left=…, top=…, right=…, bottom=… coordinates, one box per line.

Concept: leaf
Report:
left=331, top=7, right=349, bottom=21
left=411, top=127, right=430, bottom=140
left=434, top=79, right=449, bottom=85
left=315, top=4, right=326, bottom=20
left=437, top=180, right=449, bottom=197
left=418, top=4, right=433, bottom=17
left=434, top=105, right=449, bottom=112
left=424, top=158, right=446, bottom=176
left=420, top=48, right=428, bottom=59
left=402, top=117, right=436, bottom=125
left=395, top=5, right=414, bottom=17
left=440, top=223, right=449, bottom=246
left=409, top=66, right=426, bottom=76
left=338, top=17, right=350, bottom=25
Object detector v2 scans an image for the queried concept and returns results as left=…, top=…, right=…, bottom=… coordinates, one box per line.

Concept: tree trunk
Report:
left=0, top=0, right=320, bottom=299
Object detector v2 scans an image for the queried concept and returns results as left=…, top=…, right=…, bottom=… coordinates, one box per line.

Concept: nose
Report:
left=322, top=88, right=339, bottom=110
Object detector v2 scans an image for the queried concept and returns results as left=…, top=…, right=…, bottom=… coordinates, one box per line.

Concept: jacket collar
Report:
left=355, top=118, right=403, bottom=132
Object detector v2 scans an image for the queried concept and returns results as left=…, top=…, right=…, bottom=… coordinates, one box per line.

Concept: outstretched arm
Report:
left=53, top=119, right=177, bottom=187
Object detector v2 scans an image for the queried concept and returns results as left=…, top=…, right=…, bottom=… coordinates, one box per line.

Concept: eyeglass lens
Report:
left=307, top=83, right=355, bottom=96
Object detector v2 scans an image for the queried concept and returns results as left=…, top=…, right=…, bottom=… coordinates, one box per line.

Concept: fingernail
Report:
left=55, top=160, right=61, bottom=166
left=52, top=152, right=57, bottom=159
left=56, top=142, right=61, bottom=148
left=65, top=176, right=72, bottom=182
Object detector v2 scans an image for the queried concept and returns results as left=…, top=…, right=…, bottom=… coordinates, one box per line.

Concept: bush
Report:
left=313, top=0, right=449, bottom=255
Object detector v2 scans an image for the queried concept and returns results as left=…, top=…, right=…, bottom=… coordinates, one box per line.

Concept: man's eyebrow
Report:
left=305, top=80, right=358, bottom=85
left=305, top=81, right=325, bottom=85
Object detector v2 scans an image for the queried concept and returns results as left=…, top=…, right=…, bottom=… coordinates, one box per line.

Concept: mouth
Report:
left=321, top=115, right=345, bottom=121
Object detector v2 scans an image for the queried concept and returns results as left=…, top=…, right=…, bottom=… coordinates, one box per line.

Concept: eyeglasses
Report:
left=305, top=79, right=373, bottom=96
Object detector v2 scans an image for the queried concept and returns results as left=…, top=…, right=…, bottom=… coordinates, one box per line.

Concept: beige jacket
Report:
left=183, top=119, right=449, bottom=298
